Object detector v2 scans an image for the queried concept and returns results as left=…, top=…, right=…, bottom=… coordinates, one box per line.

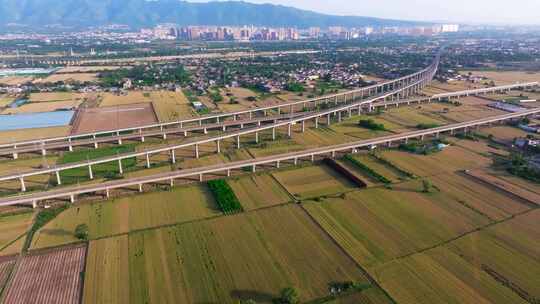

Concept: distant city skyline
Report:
left=192, top=0, right=540, bottom=25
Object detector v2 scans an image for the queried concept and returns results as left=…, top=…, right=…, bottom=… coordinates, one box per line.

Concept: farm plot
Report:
left=439, top=104, right=507, bottom=122
left=98, top=91, right=153, bottom=107
left=28, top=92, right=82, bottom=103
left=3, top=245, right=86, bottom=304
left=0, top=126, right=71, bottom=144
left=0, top=212, right=34, bottom=254
left=0, top=257, right=15, bottom=292
left=292, top=127, right=355, bottom=147
left=448, top=210, right=540, bottom=301
left=31, top=185, right=220, bottom=249
left=151, top=90, right=194, bottom=122
left=71, top=103, right=158, bottom=134
left=429, top=172, right=531, bottom=220
left=381, top=146, right=492, bottom=177
left=304, top=183, right=490, bottom=269
left=329, top=115, right=400, bottom=139
left=372, top=246, right=529, bottom=304
left=34, top=73, right=98, bottom=83
left=83, top=205, right=385, bottom=304
left=347, top=154, right=406, bottom=183
left=227, top=174, right=292, bottom=210
left=382, top=107, right=447, bottom=128
left=272, top=165, right=357, bottom=200
left=0, top=156, right=58, bottom=194
left=2, top=99, right=82, bottom=114
left=56, top=144, right=137, bottom=184
left=478, top=126, right=529, bottom=143
left=461, top=70, right=540, bottom=85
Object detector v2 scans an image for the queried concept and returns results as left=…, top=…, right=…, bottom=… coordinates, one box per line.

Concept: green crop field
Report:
left=227, top=174, right=292, bottom=210
left=82, top=205, right=389, bottom=304
left=30, top=185, right=220, bottom=249
left=272, top=165, right=357, bottom=200
left=304, top=183, right=491, bottom=269
left=57, top=144, right=137, bottom=184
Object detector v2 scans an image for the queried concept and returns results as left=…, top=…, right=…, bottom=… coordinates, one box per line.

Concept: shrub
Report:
left=359, top=119, right=386, bottom=131
left=416, top=123, right=440, bottom=130
left=279, top=287, right=299, bottom=304
left=75, top=224, right=89, bottom=240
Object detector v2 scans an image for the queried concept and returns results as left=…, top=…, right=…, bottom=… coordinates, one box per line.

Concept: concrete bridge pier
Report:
left=170, top=150, right=176, bottom=164
left=236, top=135, right=241, bottom=149
left=272, top=128, right=276, bottom=140
left=216, top=140, right=221, bottom=153
left=118, top=159, right=124, bottom=174
left=255, top=132, right=259, bottom=143
left=276, top=160, right=280, bottom=168
left=315, top=117, right=319, bottom=129
left=20, top=177, right=26, bottom=192
left=12, top=153, right=18, bottom=160
left=287, top=124, right=292, bottom=138
left=88, top=165, right=94, bottom=179
left=56, top=171, right=62, bottom=185
left=195, top=144, right=200, bottom=159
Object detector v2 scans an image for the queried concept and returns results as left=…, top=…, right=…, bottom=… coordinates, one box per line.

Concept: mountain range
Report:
left=0, top=0, right=430, bottom=30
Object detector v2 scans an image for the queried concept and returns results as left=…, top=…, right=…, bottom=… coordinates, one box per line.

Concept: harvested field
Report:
left=2, top=99, right=82, bottom=114
left=227, top=174, right=292, bottom=210
left=57, top=66, right=121, bottom=73
left=83, top=205, right=383, bottom=304
left=34, top=73, right=98, bottom=83
left=3, top=245, right=86, bottom=304
left=449, top=210, right=540, bottom=301
left=451, top=138, right=508, bottom=157
left=71, top=102, right=157, bottom=134
left=464, top=169, right=540, bottom=206
left=304, top=183, right=490, bottom=269
left=329, top=115, right=401, bottom=139
left=491, top=169, right=540, bottom=195
left=373, top=246, right=529, bottom=304
left=0, top=76, right=33, bottom=86
left=272, top=165, right=357, bottom=200
left=381, top=146, right=492, bottom=177
left=461, top=70, right=540, bottom=85
left=29, top=92, right=83, bottom=103
left=478, top=126, right=529, bottom=143
left=428, top=172, right=530, bottom=220
left=31, top=185, right=220, bottom=249
left=373, top=210, right=540, bottom=304
left=382, top=108, right=447, bottom=128
left=0, top=126, right=70, bottom=144
left=99, top=91, right=153, bottom=107
left=293, top=127, right=355, bottom=147
left=150, top=90, right=194, bottom=122
left=0, top=212, right=34, bottom=254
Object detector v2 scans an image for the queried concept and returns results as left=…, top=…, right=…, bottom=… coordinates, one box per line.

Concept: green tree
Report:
left=75, top=224, right=89, bottom=240
left=422, top=179, right=432, bottom=193
left=280, top=287, right=299, bottom=304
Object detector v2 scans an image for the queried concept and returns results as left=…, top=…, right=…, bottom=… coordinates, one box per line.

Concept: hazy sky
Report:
left=196, top=0, right=540, bottom=25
